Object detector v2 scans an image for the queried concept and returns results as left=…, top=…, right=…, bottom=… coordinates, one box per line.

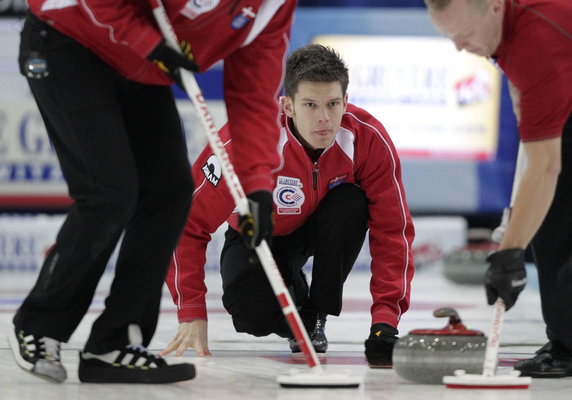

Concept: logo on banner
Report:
left=328, top=173, right=348, bottom=189
left=231, top=6, right=256, bottom=29
left=273, top=176, right=305, bottom=215
left=202, top=154, right=221, bottom=186
left=455, top=69, right=491, bottom=106
left=182, top=0, right=220, bottom=19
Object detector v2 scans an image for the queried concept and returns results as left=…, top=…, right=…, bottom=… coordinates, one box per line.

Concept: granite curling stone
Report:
left=443, top=228, right=497, bottom=284
left=393, top=307, right=486, bottom=384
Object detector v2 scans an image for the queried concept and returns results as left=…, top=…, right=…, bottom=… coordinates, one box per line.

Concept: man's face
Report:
left=428, top=0, right=504, bottom=57
left=282, top=81, right=348, bottom=150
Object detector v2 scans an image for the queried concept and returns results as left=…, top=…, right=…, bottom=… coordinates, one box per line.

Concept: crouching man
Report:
left=163, top=44, right=415, bottom=367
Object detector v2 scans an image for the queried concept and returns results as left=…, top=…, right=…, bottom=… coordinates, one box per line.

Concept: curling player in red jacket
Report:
left=10, top=0, right=295, bottom=384
left=163, top=44, right=415, bottom=367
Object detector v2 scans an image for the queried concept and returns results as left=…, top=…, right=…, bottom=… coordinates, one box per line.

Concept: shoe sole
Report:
left=78, top=363, right=196, bottom=384
left=7, top=332, right=34, bottom=371
left=368, top=363, right=393, bottom=369
left=290, top=345, right=327, bottom=354
left=518, top=370, right=572, bottom=378
left=291, top=350, right=327, bottom=355
left=7, top=332, right=66, bottom=383
left=290, top=341, right=328, bottom=353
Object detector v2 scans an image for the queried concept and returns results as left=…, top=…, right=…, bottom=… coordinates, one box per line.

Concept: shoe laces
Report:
left=125, top=344, right=165, bottom=366
left=315, top=314, right=327, bottom=330
left=38, top=337, right=61, bottom=362
left=126, top=343, right=157, bottom=359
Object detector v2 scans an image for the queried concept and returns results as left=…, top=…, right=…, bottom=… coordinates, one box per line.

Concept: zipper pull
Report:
left=313, top=162, right=319, bottom=190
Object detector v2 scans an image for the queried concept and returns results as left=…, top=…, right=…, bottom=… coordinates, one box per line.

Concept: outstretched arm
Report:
left=499, top=137, right=561, bottom=250
left=484, top=136, right=561, bottom=310
left=163, top=126, right=235, bottom=355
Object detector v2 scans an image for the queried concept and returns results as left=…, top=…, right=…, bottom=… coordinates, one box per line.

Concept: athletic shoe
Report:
left=364, top=323, right=399, bottom=368
left=8, top=325, right=67, bottom=383
left=289, top=313, right=328, bottom=353
left=514, top=341, right=572, bottom=378
left=78, top=324, right=195, bottom=384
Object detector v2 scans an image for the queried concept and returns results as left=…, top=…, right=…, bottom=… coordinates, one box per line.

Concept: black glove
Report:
left=147, top=39, right=199, bottom=85
left=238, top=190, right=274, bottom=249
left=485, top=248, right=527, bottom=311
left=364, top=323, right=398, bottom=367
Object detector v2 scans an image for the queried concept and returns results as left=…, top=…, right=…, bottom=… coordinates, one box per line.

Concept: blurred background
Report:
left=0, top=1, right=519, bottom=275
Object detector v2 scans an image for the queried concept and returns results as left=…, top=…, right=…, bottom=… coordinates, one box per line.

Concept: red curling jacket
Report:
left=166, top=103, right=416, bottom=328
left=27, top=0, right=296, bottom=193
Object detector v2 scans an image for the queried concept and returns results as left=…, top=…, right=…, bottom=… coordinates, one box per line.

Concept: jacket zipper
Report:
left=313, top=162, right=319, bottom=190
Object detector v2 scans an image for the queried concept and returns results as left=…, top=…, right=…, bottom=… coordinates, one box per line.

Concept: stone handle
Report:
left=433, top=307, right=462, bottom=324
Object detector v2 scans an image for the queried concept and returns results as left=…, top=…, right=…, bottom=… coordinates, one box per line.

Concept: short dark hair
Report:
left=284, top=44, right=349, bottom=98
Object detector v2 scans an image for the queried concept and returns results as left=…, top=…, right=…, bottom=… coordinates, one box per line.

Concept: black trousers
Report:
left=530, top=112, right=572, bottom=351
left=220, top=183, right=369, bottom=338
left=13, top=15, right=193, bottom=353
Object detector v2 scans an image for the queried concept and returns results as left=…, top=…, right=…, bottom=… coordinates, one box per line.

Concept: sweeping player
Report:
left=425, top=0, right=572, bottom=378
left=9, top=0, right=295, bottom=384
left=162, top=44, right=415, bottom=367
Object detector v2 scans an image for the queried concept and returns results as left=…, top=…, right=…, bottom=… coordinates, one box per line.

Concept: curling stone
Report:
left=393, top=307, right=486, bottom=384
left=443, top=228, right=497, bottom=284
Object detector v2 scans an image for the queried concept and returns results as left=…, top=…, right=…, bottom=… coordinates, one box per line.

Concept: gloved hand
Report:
left=238, top=190, right=274, bottom=249
left=485, top=248, right=527, bottom=311
left=364, top=323, right=398, bottom=367
left=147, top=39, right=199, bottom=85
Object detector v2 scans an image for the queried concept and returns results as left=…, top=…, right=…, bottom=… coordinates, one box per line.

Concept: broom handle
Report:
left=492, top=142, right=527, bottom=243
left=482, top=299, right=505, bottom=376
left=485, top=144, right=527, bottom=374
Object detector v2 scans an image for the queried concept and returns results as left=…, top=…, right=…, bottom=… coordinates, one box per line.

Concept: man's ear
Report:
left=343, top=93, right=348, bottom=112
left=282, top=95, right=295, bottom=118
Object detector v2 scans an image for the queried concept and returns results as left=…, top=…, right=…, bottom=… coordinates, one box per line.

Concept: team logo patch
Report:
left=328, top=173, right=348, bottom=189
left=231, top=6, right=256, bottom=29
left=273, top=176, right=305, bottom=215
left=202, top=154, right=221, bottom=186
left=182, top=0, right=220, bottom=20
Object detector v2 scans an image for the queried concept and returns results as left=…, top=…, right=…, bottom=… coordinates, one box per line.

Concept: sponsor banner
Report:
left=315, top=35, right=502, bottom=161
left=0, top=215, right=465, bottom=273
left=0, top=98, right=226, bottom=208
left=0, top=214, right=121, bottom=272
left=0, top=214, right=64, bottom=272
left=0, top=101, right=68, bottom=197
left=0, top=214, right=225, bottom=272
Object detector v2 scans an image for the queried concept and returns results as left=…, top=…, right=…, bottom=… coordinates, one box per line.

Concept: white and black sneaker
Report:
left=78, top=324, right=195, bottom=384
left=8, top=325, right=67, bottom=383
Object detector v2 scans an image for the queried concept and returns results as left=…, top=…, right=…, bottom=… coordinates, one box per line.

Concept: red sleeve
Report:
left=222, top=1, right=295, bottom=194
left=75, top=0, right=186, bottom=57
left=349, top=109, right=415, bottom=328
left=165, top=126, right=236, bottom=322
